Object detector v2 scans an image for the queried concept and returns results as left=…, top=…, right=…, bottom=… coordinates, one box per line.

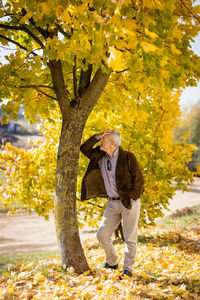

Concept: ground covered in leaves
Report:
left=0, top=218, right=199, bottom=299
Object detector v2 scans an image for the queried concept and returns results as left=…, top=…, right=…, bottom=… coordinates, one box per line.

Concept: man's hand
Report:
left=97, top=130, right=112, bottom=140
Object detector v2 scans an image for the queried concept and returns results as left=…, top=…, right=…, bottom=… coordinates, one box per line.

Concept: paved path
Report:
left=0, top=177, right=199, bottom=255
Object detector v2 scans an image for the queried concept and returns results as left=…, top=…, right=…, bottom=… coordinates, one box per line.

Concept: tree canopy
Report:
left=0, top=0, right=200, bottom=124
left=1, top=0, right=200, bottom=224
left=1, top=0, right=200, bottom=273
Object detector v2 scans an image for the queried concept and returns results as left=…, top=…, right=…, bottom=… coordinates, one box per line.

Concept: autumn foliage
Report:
left=0, top=215, right=200, bottom=299
left=1, top=0, right=200, bottom=272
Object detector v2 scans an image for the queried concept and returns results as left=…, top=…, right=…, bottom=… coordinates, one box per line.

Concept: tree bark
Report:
left=54, top=109, right=89, bottom=274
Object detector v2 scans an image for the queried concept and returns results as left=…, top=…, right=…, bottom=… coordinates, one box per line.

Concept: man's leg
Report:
left=97, top=200, right=121, bottom=266
left=121, top=199, right=141, bottom=272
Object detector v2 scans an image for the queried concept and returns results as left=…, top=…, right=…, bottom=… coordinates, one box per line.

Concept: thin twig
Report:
left=18, top=86, right=57, bottom=100
left=19, top=85, right=53, bottom=89
left=114, top=68, right=130, bottom=73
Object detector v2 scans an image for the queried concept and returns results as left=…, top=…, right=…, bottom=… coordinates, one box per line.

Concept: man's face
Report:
left=100, top=135, right=112, bottom=151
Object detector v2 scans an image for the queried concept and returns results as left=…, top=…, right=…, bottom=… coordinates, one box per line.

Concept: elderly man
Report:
left=80, top=129, right=144, bottom=277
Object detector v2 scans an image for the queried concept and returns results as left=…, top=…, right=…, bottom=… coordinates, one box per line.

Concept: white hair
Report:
left=108, top=130, right=121, bottom=147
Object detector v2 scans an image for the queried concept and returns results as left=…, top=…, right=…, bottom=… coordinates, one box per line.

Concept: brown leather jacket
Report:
left=80, top=135, right=145, bottom=209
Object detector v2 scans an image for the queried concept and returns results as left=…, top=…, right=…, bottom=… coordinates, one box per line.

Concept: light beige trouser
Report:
left=97, top=198, right=141, bottom=272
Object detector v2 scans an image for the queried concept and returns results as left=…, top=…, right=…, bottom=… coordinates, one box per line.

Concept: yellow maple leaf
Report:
left=107, top=47, right=127, bottom=71
left=141, top=41, right=158, bottom=52
left=156, top=159, right=165, bottom=167
left=171, top=44, right=181, bottom=55
left=143, top=0, right=153, bottom=8
left=19, top=11, right=33, bottom=24
left=172, top=27, right=182, bottom=39
left=155, top=0, right=165, bottom=10
left=123, top=19, right=137, bottom=31
left=145, top=28, right=158, bottom=40
left=111, top=14, right=122, bottom=28
left=193, top=4, right=200, bottom=15
left=55, top=5, right=64, bottom=18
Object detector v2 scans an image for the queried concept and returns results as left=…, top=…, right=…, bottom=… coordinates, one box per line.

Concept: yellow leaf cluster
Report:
left=37, top=2, right=52, bottom=20
left=0, top=112, right=61, bottom=218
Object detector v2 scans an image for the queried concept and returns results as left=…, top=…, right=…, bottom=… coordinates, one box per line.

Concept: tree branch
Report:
left=114, top=68, right=130, bottom=73
left=34, top=87, right=57, bottom=100
left=56, top=24, right=72, bottom=39
left=19, top=85, right=57, bottom=100
left=22, top=25, right=44, bottom=49
left=80, top=67, right=111, bottom=118
left=19, top=8, right=49, bottom=40
left=180, top=0, right=200, bottom=25
left=0, top=34, right=28, bottom=52
left=19, top=85, right=53, bottom=89
left=78, top=63, right=92, bottom=97
left=48, top=59, right=71, bottom=122
left=0, top=24, right=22, bottom=30
left=0, top=23, right=44, bottom=48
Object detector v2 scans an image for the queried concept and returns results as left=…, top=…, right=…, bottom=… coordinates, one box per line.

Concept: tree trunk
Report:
left=50, top=61, right=110, bottom=274
left=54, top=109, right=89, bottom=274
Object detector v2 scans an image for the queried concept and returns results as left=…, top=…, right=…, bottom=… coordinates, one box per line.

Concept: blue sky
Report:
left=179, top=33, right=200, bottom=111
left=179, top=0, right=200, bottom=111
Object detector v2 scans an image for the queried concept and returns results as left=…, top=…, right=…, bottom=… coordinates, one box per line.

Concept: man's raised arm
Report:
left=80, top=130, right=112, bottom=159
left=80, top=134, right=100, bottom=159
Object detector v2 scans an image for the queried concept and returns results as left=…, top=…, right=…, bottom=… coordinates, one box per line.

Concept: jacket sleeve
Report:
left=127, top=153, right=145, bottom=200
left=80, top=134, right=102, bottom=159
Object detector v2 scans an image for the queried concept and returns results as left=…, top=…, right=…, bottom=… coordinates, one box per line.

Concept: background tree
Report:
left=173, top=100, right=200, bottom=173
left=0, top=0, right=200, bottom=274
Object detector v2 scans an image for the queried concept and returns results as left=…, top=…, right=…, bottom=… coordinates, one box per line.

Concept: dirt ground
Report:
left=0, top=177, right=200, bottom=255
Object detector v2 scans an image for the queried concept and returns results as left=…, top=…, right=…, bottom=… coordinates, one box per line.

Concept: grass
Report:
left=0, top=251, right=59, bottom=276
left=156, top=204, right=200, bottom=227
